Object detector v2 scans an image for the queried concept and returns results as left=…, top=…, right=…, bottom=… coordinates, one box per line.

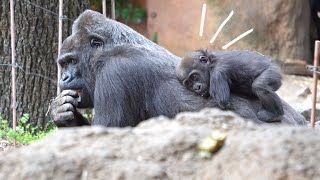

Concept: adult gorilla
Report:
left=49, top=10, right=306, bottom=127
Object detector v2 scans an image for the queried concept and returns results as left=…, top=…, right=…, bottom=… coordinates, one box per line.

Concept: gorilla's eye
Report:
left=190, top=73, right=199, bottom=81
left=70, top=59, right=78, bottom=64
left=185, top=80, right=192, bottom=87
left=90, top=38, right=104, bottom=48
left=199, top=56, right=208, bottom=64
left=60, top=62, right=68, bottom=67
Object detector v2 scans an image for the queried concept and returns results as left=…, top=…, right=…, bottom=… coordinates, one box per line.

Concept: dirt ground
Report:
left=277, top=75, right=318, bottom=111
left=0, top=140, right=24, bottom=152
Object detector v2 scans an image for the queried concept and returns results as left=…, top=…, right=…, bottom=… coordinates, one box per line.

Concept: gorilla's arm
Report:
left=209, top=68, right=231, bottom=109
left=92, top=61, right=141, bottom=127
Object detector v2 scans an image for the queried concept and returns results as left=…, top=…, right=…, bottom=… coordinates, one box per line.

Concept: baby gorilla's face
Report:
left=176, top=50, right=211, bottom=97
left=183, top=71, right=210, bottom=97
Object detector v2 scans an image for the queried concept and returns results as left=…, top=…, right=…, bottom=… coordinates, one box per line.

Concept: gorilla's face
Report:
left=58, top=28, right=105, bottom=108
left=176, top=51, right=211, bottom=97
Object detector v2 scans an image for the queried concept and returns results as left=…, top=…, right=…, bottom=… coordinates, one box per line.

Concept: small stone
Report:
left=199, top=150, right=212, bottom=159
left=211, top=131, right=227, bottom=142
left=296, top=87, right=311, bottom=98
left=300, top=107, right=320, bottom=122
left=197, top=131, right=227, bottom=154
left=197, top=137, right=218, bottom=153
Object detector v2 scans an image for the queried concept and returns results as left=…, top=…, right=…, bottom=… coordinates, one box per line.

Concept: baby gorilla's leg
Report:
left=257, top=109, right=282, bottom=122
left=252, top=67, right=283, bottom=122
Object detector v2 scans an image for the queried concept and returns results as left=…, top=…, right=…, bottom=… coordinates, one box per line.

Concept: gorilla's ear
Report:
left=72, top=10, right=107, bottom=34
left=208, top=54, right=217, bottom=63
left=205, top=50, right=218, bottom=63
left=195, top=49, right=206, bottom=55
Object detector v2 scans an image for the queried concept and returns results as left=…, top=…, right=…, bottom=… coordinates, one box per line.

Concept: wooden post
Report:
left=111, top=0, right=115, bottom=19
left=311, top=41, right=320, bottom=128
left=102, top=0, right=107, bottom=16
left=199, top=3, right=206, bottom=37
left=57, top=0, right=63, bottom=95
left=9, top=0, right=17, bottom=146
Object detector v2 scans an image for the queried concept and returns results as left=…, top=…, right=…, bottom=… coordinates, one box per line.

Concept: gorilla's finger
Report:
left=53, top=111, right=75, bottom=127
left=53, top=103, right=76, bottom=114
left=50, top=103, right=75, bottom=121
left=57, top=90, right=79, bottom=99
left=54, top=96, right=79, bottom=107
left=61, top=103, right=76, bottom=112
left=54, top=111, right=74, bottom=122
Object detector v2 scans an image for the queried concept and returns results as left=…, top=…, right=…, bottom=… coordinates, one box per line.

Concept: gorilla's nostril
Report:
left=193, top=84, right=202, bottom=92
left=62, top=75, right=68, bottom=81
left=61, top=72, right=71, bottom=82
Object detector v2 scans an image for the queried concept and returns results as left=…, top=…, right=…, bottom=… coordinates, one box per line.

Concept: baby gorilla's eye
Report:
left=190, top=73, right=199, bottom=81
left=186, top=80, right=193, bottom=87
left=90, top=38, right=104, bottom=48
left=199, top=56, right=208, bottom=64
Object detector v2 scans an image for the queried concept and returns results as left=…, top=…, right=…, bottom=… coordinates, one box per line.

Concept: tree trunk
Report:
left=0, top=0, right=89, bottom=126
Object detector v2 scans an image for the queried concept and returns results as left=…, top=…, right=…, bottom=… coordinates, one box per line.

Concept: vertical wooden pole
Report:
left=199, top=3, right=206, bottom=37
left=311, top=40, right=320, bottom=128
left=57, top=0, right=63, bottom=95
left=102, top=0, right=107, bottom=16
left=111, top=0, right=115, bottom=19
left=9, top=0, right=17, bottom=146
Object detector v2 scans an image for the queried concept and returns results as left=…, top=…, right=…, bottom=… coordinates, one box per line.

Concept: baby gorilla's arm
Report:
left=209, top=69, right=231, bottom=109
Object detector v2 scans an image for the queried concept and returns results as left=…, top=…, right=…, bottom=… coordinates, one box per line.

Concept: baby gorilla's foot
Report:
left=217, top=101, right=231, bottom=110
left=257, top=109, right=282, bottom=123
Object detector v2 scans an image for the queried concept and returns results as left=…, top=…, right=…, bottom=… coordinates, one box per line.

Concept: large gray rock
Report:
left=0, top=108, right=319, bottom=180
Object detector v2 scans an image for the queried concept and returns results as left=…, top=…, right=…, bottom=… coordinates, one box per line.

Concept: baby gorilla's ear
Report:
left=202, top=49, right=218, bottom=64
left=208, top=53, right=218, bottom=63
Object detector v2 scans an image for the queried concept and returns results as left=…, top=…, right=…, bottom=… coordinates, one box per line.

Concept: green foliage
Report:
left=83, top=113, right=93, bottom=120
left=89, top=0, right=147, bottom=24
left=115, top=0, right=147, bottom=23
left=152, top=32, right=158, bottom=44
left=0, top=114, right=56, bottom=144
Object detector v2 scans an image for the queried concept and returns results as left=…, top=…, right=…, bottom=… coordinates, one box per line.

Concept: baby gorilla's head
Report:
left=176, top=49, right=213, bottom=97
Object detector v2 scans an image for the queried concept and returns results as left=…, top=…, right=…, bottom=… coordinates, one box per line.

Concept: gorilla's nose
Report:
left=61, top=72, right=72, bottom=82
left=193, top=84, right=202, bottom=92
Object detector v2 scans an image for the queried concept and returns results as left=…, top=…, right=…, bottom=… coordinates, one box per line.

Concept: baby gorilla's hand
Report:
left=217, top=100, right=231, bottom=110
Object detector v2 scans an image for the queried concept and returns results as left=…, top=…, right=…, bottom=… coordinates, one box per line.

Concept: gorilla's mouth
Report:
left=200, top=91, right=210, bottom=98
left=76, top=90, right=82, bottom=103
left=74, top=87, right=94, bottom=108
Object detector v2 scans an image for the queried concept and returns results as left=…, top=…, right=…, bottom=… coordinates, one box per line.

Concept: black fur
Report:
left=91, top=46, right=204, bottom=126
left=49, top=10, right=307, bottom=127
left=311, top=0, right=320, bottom=39
left=177, top=49, right=284, bottom=122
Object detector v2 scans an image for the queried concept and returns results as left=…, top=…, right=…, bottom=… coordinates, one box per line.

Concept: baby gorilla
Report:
left=176, top=49, right=284, bottom=122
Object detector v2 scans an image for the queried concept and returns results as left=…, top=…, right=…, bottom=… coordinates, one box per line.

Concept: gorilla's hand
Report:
left=49, top=90, right=90, bottom=127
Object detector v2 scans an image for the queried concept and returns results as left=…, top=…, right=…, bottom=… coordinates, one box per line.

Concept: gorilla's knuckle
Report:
left=55, top=114, right=63, bottom=121
left=60, top=90, right=74, bottom=96
left=52, top=114, right=60, bottom=121
left=64, top=103, right=75, bottom=112
left=54, top=105, right=68, bottom=115
left=56, top=112, right=74, bottom=121
left=50, top=98, right=59, bottom=107
left=54, top=97, right=65, bottom=106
